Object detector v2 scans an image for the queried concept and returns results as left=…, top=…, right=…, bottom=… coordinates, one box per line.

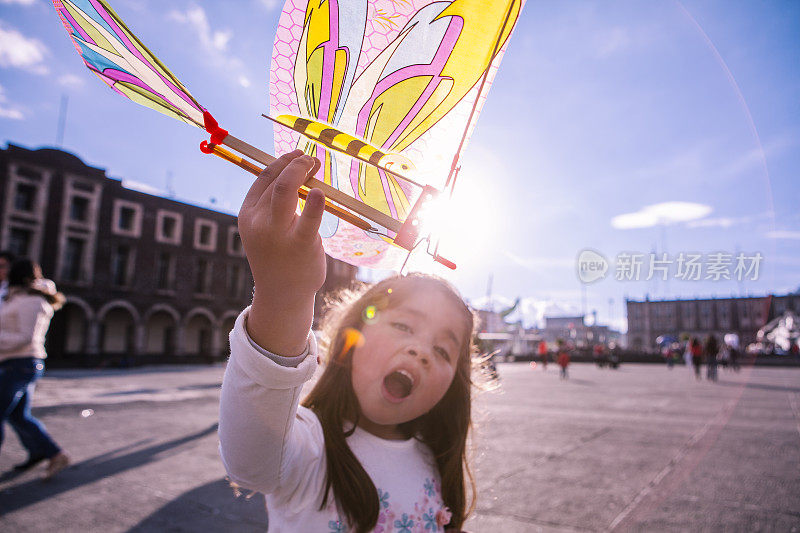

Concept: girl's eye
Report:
left=435, top=346, right=451, bottom=362
left=391, top=322, right=412, bottom=333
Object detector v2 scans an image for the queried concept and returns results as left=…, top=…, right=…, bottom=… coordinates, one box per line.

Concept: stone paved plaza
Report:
left=1, top=361, right=798, bottom=532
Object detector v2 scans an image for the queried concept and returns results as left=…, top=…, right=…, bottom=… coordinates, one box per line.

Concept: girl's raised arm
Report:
left=237, top=150, right=326, bottom=356
left=219, top=151, right=328, bottom=495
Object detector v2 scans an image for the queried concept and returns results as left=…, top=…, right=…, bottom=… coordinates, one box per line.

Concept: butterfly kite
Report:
left=52, top=0, right=525, bottom=271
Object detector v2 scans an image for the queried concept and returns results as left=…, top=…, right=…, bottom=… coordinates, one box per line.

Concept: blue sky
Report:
left=1, top=0, right=798, bottom=331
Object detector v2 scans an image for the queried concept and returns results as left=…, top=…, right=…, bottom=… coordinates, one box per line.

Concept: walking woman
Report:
left=0, top=259, right=69, bottom=478
left=690, top=337, right=703, bottom=380
left=705, top=334, right=719, bottom=382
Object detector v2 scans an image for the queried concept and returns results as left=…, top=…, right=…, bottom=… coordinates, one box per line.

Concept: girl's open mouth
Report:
left=382, top=370, right=414, bottom=402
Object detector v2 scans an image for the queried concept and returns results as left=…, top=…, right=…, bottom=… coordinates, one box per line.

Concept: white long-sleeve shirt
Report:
left=219, top=308, right=451, bottom=532
left=0, top=288, right=54, bottom=362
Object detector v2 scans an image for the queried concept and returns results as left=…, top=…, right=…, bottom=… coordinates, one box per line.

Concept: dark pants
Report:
left=0, top=357, right=61, bottom=459
left=692, top=356, right=702, bottom=379
left=707, top=361, right=718, bottom=381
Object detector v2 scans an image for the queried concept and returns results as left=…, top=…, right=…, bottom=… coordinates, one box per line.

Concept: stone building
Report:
left=539, top=315, right=621, bottom=348
left=0, top=143, right=357, bottom=366
left=626, top=292, right=800, bottom=352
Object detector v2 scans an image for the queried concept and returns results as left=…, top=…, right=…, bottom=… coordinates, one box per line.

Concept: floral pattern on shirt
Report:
left=379, top=488, right=390, bottom=509
left=372, top=478, right=450, bottom=532
left=394, top=513, right=415, bottom=532
left=422, top=508, right=438, bottom=530
left=423, top=478, right=436, bottom=497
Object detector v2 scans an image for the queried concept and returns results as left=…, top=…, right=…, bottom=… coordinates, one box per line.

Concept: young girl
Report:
left=219, top=151, right=481, bottom=532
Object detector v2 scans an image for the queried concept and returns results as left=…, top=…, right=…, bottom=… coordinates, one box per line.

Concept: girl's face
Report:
left=350, top=288, right=467, bottom=439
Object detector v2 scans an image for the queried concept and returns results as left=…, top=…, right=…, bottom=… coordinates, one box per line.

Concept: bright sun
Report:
left=406, top=171, right=497, bottom=274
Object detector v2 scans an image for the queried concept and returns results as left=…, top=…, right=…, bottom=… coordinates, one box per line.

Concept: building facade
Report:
left=539, top=315, right=621, bottom=348
left=626, top=292, right=800, bottom=352
left=0, top=144, right=357, bottom=365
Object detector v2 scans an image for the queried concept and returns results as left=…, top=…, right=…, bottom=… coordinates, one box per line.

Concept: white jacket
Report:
left=0, top=288, right=55, bottom=362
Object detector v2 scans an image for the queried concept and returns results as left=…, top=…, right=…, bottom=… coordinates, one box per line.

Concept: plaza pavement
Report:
left=0, top=361, right=798, bottom=532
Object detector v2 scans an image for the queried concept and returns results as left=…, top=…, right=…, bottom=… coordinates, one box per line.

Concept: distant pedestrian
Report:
left=683, top=341, right=692, bottom=367
left=729, top=344, right=740, bottom=371
left=690, top=337, right=703, bottom=380
left=593, top=344, right=605, bottom=368
left=705, top=335, right=719, bottom=382
left=665, top=343, right=681, bottom=369
left=557, top=342, right=570, bottom=380
left=719, top=343, right=730, bottom=370
left=0, top=259, right=69, bottom=479
left=538, top=340, right=548, bottom=369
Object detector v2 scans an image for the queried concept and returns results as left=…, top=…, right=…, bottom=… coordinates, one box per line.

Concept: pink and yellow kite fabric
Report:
left=53, top=0, right=206, bottom=129
left=271, top=0, right=524, bottom=269
left=51, top=0, right=525, bottom=272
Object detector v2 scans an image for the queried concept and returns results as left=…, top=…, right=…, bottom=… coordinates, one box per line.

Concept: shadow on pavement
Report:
left=97, top=388, right=161, bottom=397
left=95, top=383, right=221, bottom=397
left=44, top=366, right=225, bottom=380
left=716, top=381, right=800, bottom=394
left=127, top=478, right=267, bottom=532
left=0, top=423, right=218, bottom=515
left=0, top=437, right=153, bottom=485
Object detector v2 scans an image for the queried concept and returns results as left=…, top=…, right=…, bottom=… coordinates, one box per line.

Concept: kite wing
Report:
left=53, top=0, right=205, bottom=128
left=271, top=0, right=524, bottom=269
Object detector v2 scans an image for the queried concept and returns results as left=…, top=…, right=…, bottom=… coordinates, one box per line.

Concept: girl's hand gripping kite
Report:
left=52, top=0, right=525, bottom=271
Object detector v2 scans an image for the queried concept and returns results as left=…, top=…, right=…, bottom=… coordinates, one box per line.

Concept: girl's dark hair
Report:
left=8, top=259, right=65, bottom=309
left=302, top=273, right=484, bottom=532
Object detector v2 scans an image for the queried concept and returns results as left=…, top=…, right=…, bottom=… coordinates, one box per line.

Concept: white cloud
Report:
left=168, top=5, right=252, bottom=89
left=503, top=250, right=574, bottom=271
left=469, top=294, right=515, bottom=311
left=469, top=294, right=589, bottom=329
left=765, top=230, right=800, bottom=240
left=469, top=292, right=628, bottom=331
left=0, top=106, right=23, bottom=120
left=0, top=22, right=48, bottom=74
left=0, top=83, right=24, bottom=120
left=611, top=202, right=712, bottom=229
left=122, top=180, right=165, bottom=196
left=58, top=73, right=84, bottom=88
left=169, top=6, right=231, bottom=53
left=609, top=317, right=628, bottom=334
left=259, top=0, right=281, bottom=10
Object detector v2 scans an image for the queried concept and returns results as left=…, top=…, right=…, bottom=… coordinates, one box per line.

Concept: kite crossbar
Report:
left=203, top=111, right=400, bottom=232
left=199, top=140, right=371, bottom=231
left=201, top=111, right=455, bottom=268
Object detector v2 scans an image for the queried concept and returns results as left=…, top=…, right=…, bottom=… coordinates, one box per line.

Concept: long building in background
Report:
left=0, top=143, right=357, bottom=366
left=626, top=292, right=800, bottom=352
